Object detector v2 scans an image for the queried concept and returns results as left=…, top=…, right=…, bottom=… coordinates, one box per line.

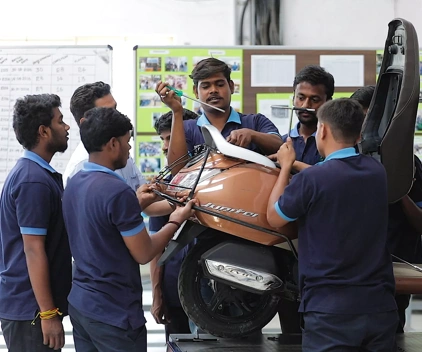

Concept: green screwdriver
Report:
left=167, top=85, right=225, bottom=113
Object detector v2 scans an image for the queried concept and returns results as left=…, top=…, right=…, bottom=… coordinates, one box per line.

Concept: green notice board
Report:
left=134, top=47, right=243, bottom=170
left=134, top=47, right=243, bottom=133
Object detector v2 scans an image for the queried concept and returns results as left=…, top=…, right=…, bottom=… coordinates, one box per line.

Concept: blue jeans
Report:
left=302, top=311, right=398, bottom=352
left=68, top=304, right=147, bottom=352
left=1, top=317, right=60, bottom=352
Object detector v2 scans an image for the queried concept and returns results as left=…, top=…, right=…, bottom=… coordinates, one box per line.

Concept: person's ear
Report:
left=38, top=125, right=50, bottom=140
left=319, top=122, right=327, bottom=140
left=79, top=117, right=86, bottom=125
left=110, top=136, right=118, bottom=149
left=104, top=137, right=118, bottom=153
left=193, top=85, right=199, bottom=99
left=229, top=80, right=235, bottom=94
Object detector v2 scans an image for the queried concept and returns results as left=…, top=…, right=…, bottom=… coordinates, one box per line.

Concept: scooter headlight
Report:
left=204, top=259, right=284, bottom=292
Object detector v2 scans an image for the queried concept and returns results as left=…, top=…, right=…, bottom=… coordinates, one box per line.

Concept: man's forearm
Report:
left=267, top=166, right=292, bottom=228
left=143, top=200, right=174, bottom=216
left=24, top=243, right=55, bottom=312
left=252, top=132, right=283, bottom=154
left=401, top=195, right=422, bottom=233
left=150, top=254, right=164, bottom=295
left=292, top=161, right=311, bottom=172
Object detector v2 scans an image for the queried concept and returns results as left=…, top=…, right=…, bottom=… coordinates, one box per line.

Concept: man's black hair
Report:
left=80, top=107, right=133, bottom=153
left=154, top=109, right=198, bottom=135
left=294, top=65, right=335, bottom=100
left=317, top=98, right=364, bottom=144
left=350, top=85, right=376, bottom=110
left=189, top=58, right=231, bottom=87
left=70, top=81, right=111, bottom=126
left=13, top=94, right=61, bottom=150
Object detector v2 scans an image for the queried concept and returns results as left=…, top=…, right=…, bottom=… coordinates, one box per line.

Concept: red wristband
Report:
left=166, top=221, right=181, bottom=230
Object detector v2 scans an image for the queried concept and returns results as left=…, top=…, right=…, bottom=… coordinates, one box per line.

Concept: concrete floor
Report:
left=2, top=265, right=422, bottom=351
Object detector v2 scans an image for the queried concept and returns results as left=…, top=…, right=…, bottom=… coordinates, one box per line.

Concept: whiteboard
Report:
left=0, top=46, right=113, bottom=191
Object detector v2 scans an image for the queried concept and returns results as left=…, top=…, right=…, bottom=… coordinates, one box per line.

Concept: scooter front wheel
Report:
left=178, top=240, right=280, bottom=338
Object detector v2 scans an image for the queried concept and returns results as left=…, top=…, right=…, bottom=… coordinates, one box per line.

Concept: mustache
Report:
left=298, top=112, right=317, bottom=118
left=206, top=95, right=222, bottom=102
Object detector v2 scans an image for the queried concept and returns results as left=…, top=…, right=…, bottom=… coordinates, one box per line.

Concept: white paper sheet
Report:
left=251, top=55, right=296, bottom=87
left=320, top=55, right=364, bottom=87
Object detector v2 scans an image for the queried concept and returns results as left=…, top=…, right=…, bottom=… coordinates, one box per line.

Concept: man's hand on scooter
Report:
left=169, top=199, right=198, bottom=223
left=136, top=183, right=162, bottom=208
left=226, top=128, right=253, bottom=148
left=277, top=137, right=296, bottom=168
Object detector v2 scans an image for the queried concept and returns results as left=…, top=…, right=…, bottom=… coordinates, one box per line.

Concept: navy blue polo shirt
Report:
left=63, top=162, right=146, bottom=330
left=388, top=156, right=422, bottom=262
left=0, top=151, right=72, bottom=320
left=183, top=108, right=281, bottom=154
left=275, top=148, right=396, bottom=314
left=282, top=123, right=321, bottom=165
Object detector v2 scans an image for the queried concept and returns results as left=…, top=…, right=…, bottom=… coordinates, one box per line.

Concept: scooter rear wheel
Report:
left=178, top=240, right=280, bottom=338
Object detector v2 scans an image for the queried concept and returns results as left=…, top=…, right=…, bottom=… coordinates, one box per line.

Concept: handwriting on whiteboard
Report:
left=0, top=47, right=112, bottom=191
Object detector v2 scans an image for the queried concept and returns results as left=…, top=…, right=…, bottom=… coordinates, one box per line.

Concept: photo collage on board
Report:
left=135, top=48, right=243, bottom=181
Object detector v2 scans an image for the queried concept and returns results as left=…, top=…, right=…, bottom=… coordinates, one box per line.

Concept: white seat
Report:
left=201, top=124, right=277, bottom=169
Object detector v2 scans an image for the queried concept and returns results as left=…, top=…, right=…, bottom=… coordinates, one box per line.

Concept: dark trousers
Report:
left=302, top=311, right=398, bottom=352
left=1, top=318, right=59, bottom=352
left=68, top=304, right=147, bottom=352
left=395, top=294, right=410, bottom=333
left=277, top=298, right=302, bottom=334
left=164, top=306, right=191, bottom=341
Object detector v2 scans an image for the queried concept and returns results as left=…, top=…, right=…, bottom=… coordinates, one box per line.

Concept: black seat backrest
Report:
left=359, top=18, right=420, bottom=203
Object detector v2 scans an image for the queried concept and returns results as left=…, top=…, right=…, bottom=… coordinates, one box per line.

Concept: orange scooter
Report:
left=155, top=17, right=421, bottom=338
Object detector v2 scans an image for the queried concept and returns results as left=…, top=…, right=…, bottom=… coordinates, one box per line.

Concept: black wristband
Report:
left=166, top=221, right=181, bottom=230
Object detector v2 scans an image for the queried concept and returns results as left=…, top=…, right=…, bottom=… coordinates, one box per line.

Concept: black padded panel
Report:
left=359, top=18, right=420, bottom=203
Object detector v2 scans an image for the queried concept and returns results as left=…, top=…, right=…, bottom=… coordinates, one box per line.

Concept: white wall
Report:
left=0, top=0, right=236, bottom=128
left=2, top=0, right=421, bottom=122
left=280, top=0, right=422, bottom=47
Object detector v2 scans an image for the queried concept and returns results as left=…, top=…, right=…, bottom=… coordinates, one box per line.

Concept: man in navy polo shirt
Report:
left=269, top=65, right=335, bottom=172
left=267, top=98, right=397, bottom=350
left=63, top=81, right=146, bottom=190
left=0, top=94, right=72, bottom=351
left=351, top=85, right=422, bottom=332
left=287, top=65, right=334, bottom=168
left=149, top=109, right=198, bottom=340
left=63, top=107, right=196, bottom=352
left=267, top=65, right=335, bottom=334
left=155, top=57, right=283, bottom=174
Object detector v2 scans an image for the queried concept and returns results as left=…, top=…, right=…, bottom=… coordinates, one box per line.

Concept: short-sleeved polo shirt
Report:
left=63, top=162, right=146, bottom=330
left=282, top=123, right=321, bottom=165
left=0, top=150, right=72, bottom=320
left=183, top=108, right=281, bottom=154
left=274, top=148, right=396, bottom=315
